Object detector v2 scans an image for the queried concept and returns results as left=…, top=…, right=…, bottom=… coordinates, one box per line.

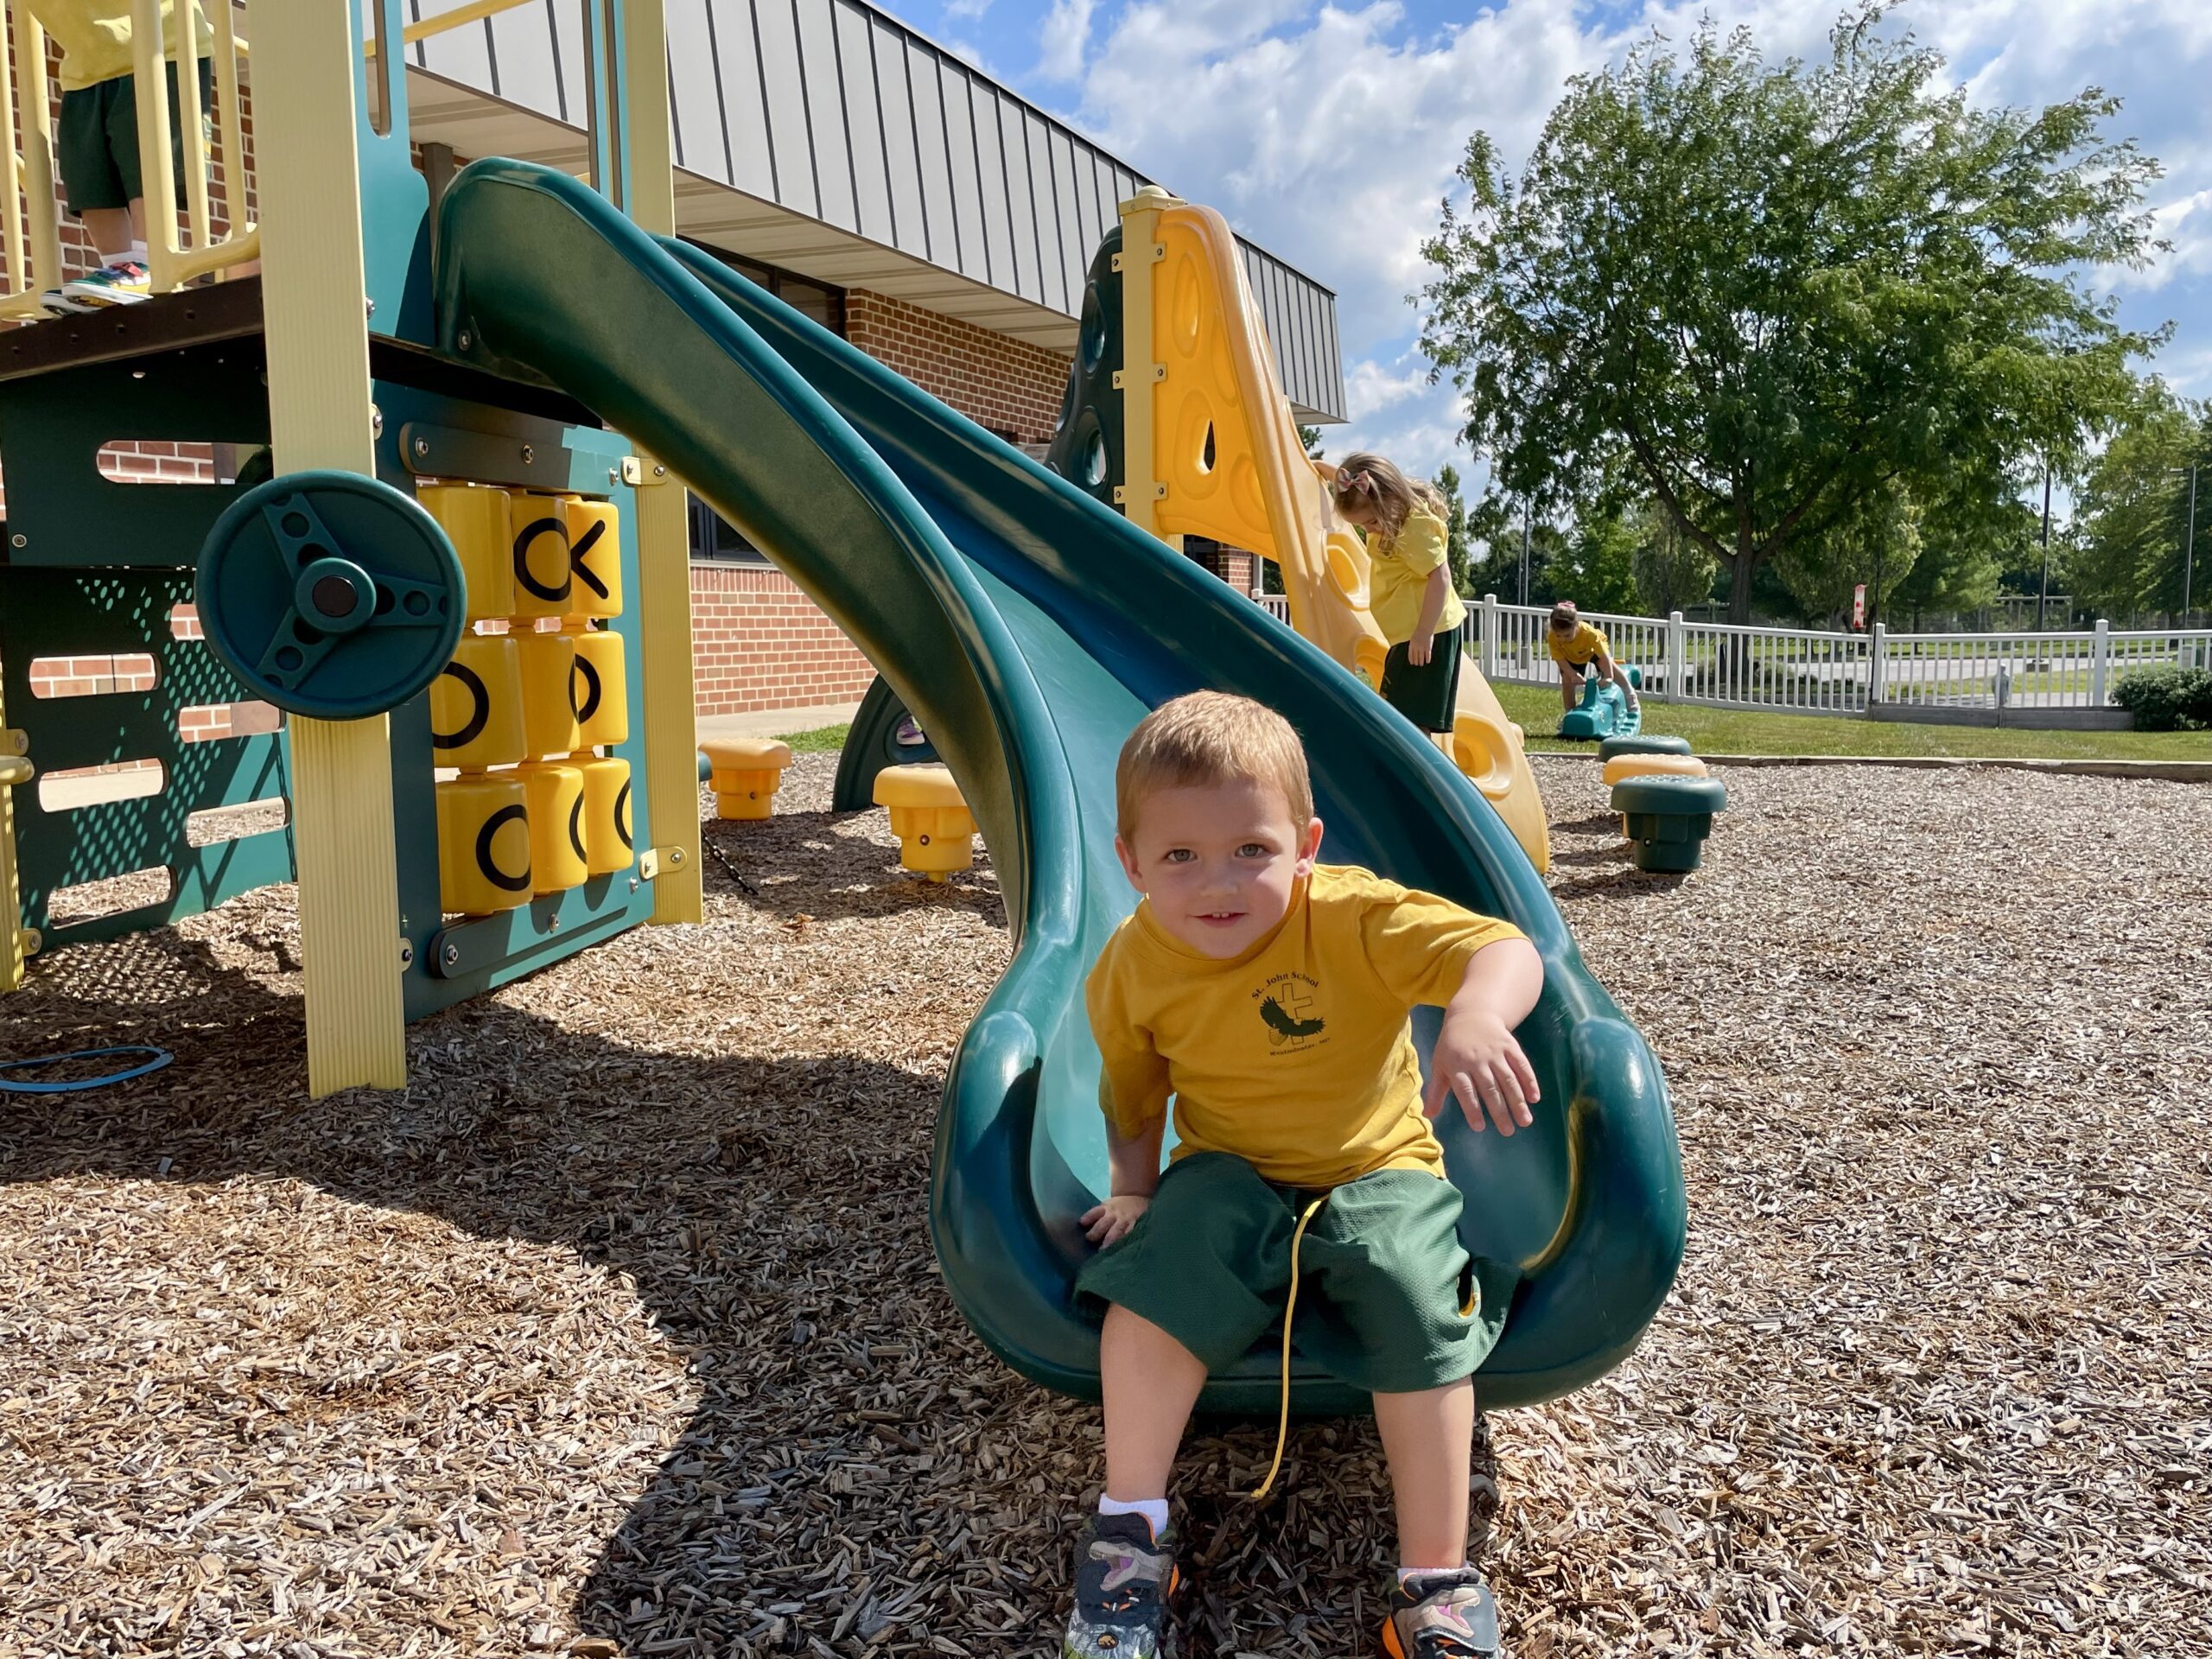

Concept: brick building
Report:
left=13, top=0, right=1344, bottom=726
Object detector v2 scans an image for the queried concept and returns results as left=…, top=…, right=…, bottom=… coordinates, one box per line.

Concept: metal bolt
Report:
left=458, top=329, right=473, bottom=350
left=627, top=876, right=640, bottom=893
left=652, top=464, right=666, bottom=479
left=520, top=443, right=535, bottom=465
left=397, top=940, right=414, bottom=969
left=441, top=942, right=461, bottom=967
left=669, top=848, right=685, bottom=866
left=371, top=405, right=384, bottom=438
left=365, top=297, right=377, bottom=318
left=608, top=467, right=621, bottom=486
left=547, top=914, right=561, bottom=932
left=9, top=533, right=23, bottom=549
left=412, top=436, right=430, bottom=459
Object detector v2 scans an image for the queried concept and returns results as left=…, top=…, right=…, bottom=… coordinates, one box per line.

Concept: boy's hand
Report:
left=1081, top=1193, right=1151, bottom=1248
left=1425, top=1007, right=1541, bottom=1135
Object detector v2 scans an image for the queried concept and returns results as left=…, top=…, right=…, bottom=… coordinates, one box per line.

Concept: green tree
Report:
left=1419, top=7, right=2164, bottom=625
left=1554, top=508, right=1643, bottom=614
left=2066, top=382, right=2202, bottom=621
left=1631, top=498, right=1720, bottom=615
left=1299, top=424, right=1325, bottom=460
left=1888, top=471, right=2021, bottom=627
left=1433, top=463, right=1476, bottom=595
left=1774, top=479, right=1922, bottom=626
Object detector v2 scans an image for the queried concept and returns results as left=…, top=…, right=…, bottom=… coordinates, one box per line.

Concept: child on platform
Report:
left=27, top=0, right=215, bottom=312
left=1330, top=453, right=1465, bottom=734
left=1062, top=691, right=1544, bottom=1659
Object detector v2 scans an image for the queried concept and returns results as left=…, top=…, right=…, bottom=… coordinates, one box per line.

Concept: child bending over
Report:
left=1063, top=690, right=1543, bottom=1659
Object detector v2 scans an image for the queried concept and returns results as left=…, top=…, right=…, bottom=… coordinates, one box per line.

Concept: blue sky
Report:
left=882, top=1, right=2211, bottom=503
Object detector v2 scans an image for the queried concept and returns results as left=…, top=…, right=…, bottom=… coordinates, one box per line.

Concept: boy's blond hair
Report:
left=1116, top=691, right=1313, bottom=842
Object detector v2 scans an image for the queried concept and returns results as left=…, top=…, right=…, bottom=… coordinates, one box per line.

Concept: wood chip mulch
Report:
left=3, top=752, right=2207, bottom=1657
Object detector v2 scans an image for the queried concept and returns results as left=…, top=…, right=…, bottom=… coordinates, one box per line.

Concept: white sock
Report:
left=1098, top=1495, right=1169, bottom=1539
left=97, top=249, right=130, bottom=270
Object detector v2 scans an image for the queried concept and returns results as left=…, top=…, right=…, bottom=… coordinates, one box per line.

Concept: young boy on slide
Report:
left=1063, top=691, right=1544, bottom=1659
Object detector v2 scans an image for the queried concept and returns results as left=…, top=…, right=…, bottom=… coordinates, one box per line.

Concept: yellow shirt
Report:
left=1366, top=510, right=1467, bottom=645
left=26, top=1, right=214, bottom=93
left=1547, top=620, right=1611, bottom=667
left=1086, top=864, right=1524, bottom=1189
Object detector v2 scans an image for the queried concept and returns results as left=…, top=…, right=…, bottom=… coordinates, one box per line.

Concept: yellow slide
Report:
left=1114, top=188, right=1549, bottom=873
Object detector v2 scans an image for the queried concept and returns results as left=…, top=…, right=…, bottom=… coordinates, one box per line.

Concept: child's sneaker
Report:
left=61, top=262, right=150, bottom=308
left=38, top=286, right=92, bottom=316
left=1381, top=1567, right=1502, bottom=1657
left=1064, top=1510, right=1177, bottom=1657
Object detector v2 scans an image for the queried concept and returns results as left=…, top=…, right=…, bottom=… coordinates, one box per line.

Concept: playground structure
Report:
left=0, top=2, right=1681, bottom=1414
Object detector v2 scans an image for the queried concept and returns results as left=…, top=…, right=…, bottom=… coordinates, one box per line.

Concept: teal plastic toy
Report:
left=1598, top=733, right=1691, bottom=761
left=832, top=676, right=941, bottom=812
left=1559, top=663, right=1642, bottom=741
left=195, top=473, right=464, bottom=719
left=1611, top=774, right=1728, bottom=872
left=435, top=158, right=1686, bottom=1414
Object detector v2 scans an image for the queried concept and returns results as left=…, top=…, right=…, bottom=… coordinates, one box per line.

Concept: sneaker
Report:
left=1382, top=1567, right=1502, bottom=1658
left=61, top=261, right=150, bottom=308
left=1064, top=1510, right=1177, bottom=1658
left=38, top=286, right=93, bottom=316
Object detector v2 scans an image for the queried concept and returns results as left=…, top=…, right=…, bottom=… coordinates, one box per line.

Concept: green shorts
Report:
left=58, top=60, right=213, bottom=218
left=1075, top=1151, right=1516, bottom=1395
left=1379, top=625, right=1464, bottom=734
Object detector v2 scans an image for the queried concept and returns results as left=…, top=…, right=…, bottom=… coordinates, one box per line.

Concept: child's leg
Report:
left=1373, top=1377, right=1475, bottom=1569
left=1559, top=664, right=1582, bottom=711
left=1100, top=1302, right=1206, bottom=1505
left=1608, top=657, right=1641, bottom=708
left=82, top=206, right=133, bottom=262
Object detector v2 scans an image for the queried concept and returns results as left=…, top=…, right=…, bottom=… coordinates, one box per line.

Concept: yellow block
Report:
left=435, top=772, right=532, bottom=915
left=874, top=763, right=977, bottom=881
left=512, top=627, right=581, bottom=757
left=515, top=760, right=588, bottom=894
left=1601, top=753, right=1709, bottom=789
left=417, top=484, right=516, bottom=622
left=702, top=736, right=792, bottom=821
left=510, top=494, right=575, bottom=620
left=575, top=754, right=634, bottom=875
left=565, top=498, right=623, bottom=619
left=429, top=633, right=526, bottom=770
left=570, top=626, right=629, bottom=749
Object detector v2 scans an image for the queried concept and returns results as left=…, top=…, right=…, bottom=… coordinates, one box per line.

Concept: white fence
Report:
left=1250, top=593, right=2212, bottom=721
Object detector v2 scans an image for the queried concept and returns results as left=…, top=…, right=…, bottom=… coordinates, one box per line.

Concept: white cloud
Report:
left=1036, top=0, right=1098, bottom=82
left=1044, top=0, right=2212, bottom=477
left=944, top=0, right=993, bottom=19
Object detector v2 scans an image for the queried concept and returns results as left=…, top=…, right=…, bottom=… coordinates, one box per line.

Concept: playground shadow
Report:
left=1546, top=868, right=1689, bottom=904
left=698, top=806, right=1005, bottom=928
left=0, top=911, right=1046, bottom=1654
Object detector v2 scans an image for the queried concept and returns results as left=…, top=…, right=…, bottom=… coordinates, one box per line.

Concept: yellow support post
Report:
left=620, top=0, right=702, bottom=925
left=255, top=2, right=407, bottom=1094
left=1, top=692, right=28, bottom=993
left=1115, top=188, right=1170, bottom=544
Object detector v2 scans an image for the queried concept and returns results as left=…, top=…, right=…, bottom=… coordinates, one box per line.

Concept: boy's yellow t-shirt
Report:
left=1547, top=620, right=1611, bottom=667
left=26, top=1, right=215, bottom=93
left=1365, top=510, right=1468, bottom=645
left=1086, top=864, right=1524, bottom=1189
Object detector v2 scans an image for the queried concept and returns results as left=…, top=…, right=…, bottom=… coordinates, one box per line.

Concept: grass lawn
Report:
left=1491, top=681, right=2212, bottom=762
left=779, top=695, right=2212, bottom=766
left=778, top=722, right=853, bottom=753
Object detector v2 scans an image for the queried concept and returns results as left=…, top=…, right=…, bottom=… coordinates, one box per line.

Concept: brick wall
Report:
left=845, top=289, right=1071, bottom=446
left=690, top=563, right=876, bottom=718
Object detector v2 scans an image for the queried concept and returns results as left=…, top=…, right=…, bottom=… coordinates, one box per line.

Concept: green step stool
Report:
left=1598, top=733, right=1692, bottom=761
left=1610, top=773, right=1728, bottom=873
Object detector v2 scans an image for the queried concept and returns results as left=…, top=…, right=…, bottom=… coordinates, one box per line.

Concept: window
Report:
left=680, top=243, right=846, bottom=563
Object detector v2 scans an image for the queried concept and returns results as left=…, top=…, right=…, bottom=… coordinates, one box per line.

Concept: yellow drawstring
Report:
left=1243, top=1195, right=1328, bottom=1504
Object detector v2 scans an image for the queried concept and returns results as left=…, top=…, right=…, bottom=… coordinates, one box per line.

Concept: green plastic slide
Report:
left=436, top=160, right=1685, bottom=1413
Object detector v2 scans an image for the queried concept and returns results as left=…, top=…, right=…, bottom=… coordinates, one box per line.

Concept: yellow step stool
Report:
left=701, top=737, right=794, bottom=821
left=874, top=763, right=976, bottom=881
left=1600, top=752, right=1709, bottom=790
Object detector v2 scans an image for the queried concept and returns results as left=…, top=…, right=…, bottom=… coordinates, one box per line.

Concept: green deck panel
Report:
left=830, top=675, right=941, bottom=812
left=435, top=157, right=1686, bottom=1414
left=0, top=565, right=294, bottom=948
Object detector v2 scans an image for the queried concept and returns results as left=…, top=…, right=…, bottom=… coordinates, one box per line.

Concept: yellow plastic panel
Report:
left=429, top=634, right=526, bottom=770
left=435, top=773, right=532, bottom=915
left=565, top=499, right=623, bottom=619
left=575, top=754, right=634, bottom=875
left=510, top=494, right=575, bottom=620
left=512, top=628, right=581, bottom=757
left=1602, top=753, right=1709, bottom=789
left=419, top=485, right=517, bottom=622
left=629, top=455, right=702, bottom=924
left=515, top=760, right=588, bottom=894
left=570, top=626, right=628, bottom=748
left=0, top=681, right=22, bottom=991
